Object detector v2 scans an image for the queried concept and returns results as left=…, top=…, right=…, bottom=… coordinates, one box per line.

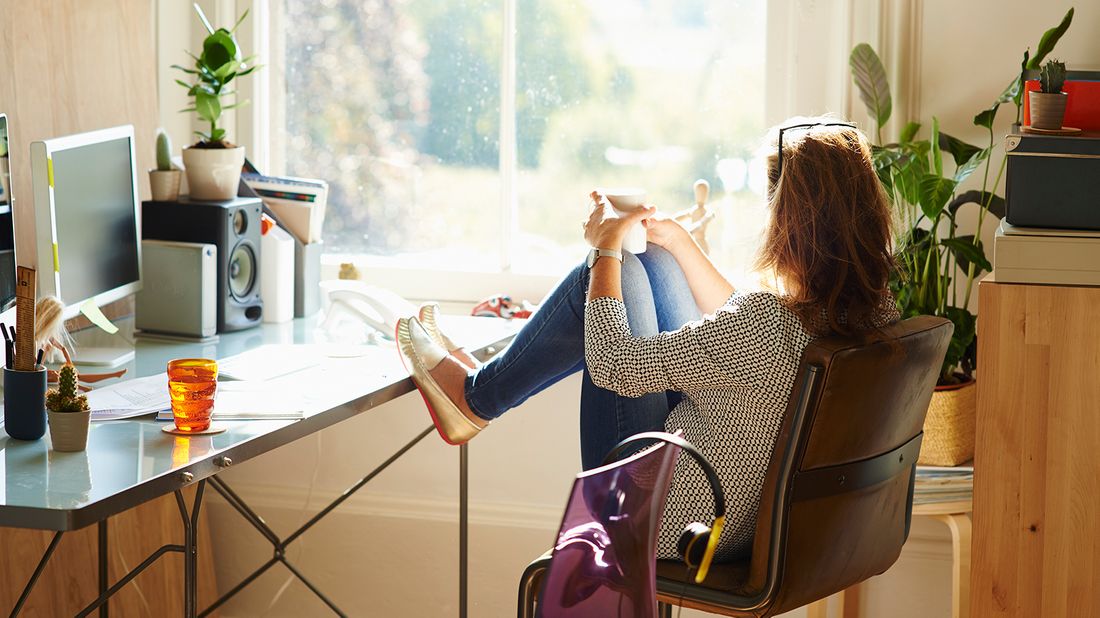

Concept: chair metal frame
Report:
left=520, top=317, right=950, bottom=618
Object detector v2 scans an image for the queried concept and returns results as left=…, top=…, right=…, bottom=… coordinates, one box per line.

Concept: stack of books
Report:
left=914, top=463, right=973, bottom=508
left=242, top=172, right=327, bottom=244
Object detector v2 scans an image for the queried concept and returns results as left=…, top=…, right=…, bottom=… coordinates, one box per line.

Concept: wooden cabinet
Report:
left=972, top=280, right=1100, bottom=616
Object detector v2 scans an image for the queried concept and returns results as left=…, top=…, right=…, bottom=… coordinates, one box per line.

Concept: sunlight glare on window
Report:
left=280, top=0, right=768, bottom=278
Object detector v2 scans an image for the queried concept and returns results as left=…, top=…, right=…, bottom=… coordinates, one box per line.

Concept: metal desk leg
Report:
left=9, top=531, right=64, bottom=617
left=176, top=482, right=205, bottom=618
left=201, top=425, right=436, bottom=617
left=98, top=521, right=108, bottom=618
left=460, top=443, right=468, bottom=618
left=78, top=483, right=205, bottom=618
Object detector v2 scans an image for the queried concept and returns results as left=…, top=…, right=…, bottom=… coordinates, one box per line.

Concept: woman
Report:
left=396, top=118, right=898, bottom=562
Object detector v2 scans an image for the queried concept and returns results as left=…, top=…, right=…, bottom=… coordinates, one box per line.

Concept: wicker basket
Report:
left=917, top=379, right=976, bottom=466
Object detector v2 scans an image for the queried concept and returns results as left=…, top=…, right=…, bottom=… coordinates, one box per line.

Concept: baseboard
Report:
left=207, top=480, right=564, bottom=531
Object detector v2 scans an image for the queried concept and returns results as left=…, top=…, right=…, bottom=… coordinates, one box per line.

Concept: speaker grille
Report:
left=228, top=242, right=256, bottom=300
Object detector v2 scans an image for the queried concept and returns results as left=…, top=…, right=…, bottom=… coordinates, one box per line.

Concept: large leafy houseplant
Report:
left=173, top=6, right=260, bottom=200
left=849, top=8, right=1073, bottom=385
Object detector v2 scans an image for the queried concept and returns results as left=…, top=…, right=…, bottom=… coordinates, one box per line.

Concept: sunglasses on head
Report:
left=776, top=122, right=857, bottom=179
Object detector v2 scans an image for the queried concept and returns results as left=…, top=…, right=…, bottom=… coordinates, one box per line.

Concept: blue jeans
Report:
left=464, top=244, right=701, bottom=470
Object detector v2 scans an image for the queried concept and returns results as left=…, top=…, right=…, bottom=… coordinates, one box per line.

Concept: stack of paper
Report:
left=242, top=173, right=327, bottom=244
left=87, top=373, right=171, bottom=421
left=914, top=464, right=973, bottom=505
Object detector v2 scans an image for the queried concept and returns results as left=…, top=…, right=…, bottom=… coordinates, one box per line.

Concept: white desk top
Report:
left=0, top=315, right=519, bottom=530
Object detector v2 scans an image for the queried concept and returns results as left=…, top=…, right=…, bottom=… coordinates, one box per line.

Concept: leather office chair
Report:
left=519, top=316, right=952, bottom=618
left=655, top=315, right=952, bottom=616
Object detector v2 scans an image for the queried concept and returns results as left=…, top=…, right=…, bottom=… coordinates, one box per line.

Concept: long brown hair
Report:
left=756, top=119, right=894, bottom=336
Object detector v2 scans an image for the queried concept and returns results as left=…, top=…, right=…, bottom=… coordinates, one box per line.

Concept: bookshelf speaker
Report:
left=142, top=196, right=264, bottom=332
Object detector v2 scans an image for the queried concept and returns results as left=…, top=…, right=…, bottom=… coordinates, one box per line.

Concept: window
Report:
left=265, top=0, right=768, bottom=279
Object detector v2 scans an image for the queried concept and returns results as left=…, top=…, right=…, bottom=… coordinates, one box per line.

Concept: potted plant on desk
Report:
left=174, top=7, right=260, bottom=200
left=848, top=10, right=1072, bottom=465
left=1029, top=59, right=1068, bottom=130
left=46, top=364, right=91, bottom=452
left=149, top=129, right=182, bottom=201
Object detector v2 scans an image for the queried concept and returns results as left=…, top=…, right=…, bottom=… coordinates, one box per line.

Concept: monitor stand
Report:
left=71, top=346, right=136, bottom=367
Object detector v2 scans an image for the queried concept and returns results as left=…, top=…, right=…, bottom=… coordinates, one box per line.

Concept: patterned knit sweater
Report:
left=584, top=291, right=893, bottom=561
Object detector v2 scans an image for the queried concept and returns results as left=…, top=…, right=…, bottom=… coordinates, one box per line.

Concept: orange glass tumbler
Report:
left=167, top=358, right=217, bottom=433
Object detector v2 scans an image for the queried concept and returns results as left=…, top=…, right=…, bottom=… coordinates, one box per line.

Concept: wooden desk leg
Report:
left=932, top=513, right=971, bottom=618
left=807, top=597, right=829, bottom=618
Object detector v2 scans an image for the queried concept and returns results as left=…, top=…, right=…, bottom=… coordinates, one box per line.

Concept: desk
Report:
left=0, top=315, right=518, bottom=616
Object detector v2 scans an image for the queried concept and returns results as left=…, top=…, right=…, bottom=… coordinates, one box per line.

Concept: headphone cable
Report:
left=674, top=565, right=694, bottom=618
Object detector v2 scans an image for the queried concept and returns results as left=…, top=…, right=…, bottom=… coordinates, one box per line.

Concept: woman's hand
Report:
left=642, top=212, right=691, bottom=252
left=584, top=191, right=654, bottom=250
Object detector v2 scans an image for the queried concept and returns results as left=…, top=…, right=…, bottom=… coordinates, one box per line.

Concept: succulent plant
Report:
left=1040, top=59, right=1067, bottom=94
left=46, top=364, right=89, bottom=413
left=155, top=129, right=174, bottom=172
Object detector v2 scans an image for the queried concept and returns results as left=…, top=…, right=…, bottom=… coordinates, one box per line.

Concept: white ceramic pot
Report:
left=47, top=409, right=91, bottom=452
left=182, top=146, right=245, bottom=201
left=148, top=169, right=182, bottom=201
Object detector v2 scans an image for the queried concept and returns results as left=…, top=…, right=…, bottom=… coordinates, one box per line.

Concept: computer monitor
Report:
left=0, top=115, right=17, bottom=328
left=28, top=125, right=142, bottom=364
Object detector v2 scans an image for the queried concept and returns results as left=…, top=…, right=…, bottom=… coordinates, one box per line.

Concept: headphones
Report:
left=602, top=431, right=727, bottom=584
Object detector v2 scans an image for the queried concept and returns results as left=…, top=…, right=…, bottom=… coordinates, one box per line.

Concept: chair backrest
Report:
left=537, top=439, right=682, bottom=618
left=744, top=315, right=953, bottom=615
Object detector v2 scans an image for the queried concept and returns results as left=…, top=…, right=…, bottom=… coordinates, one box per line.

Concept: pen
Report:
left=35, top=349, right=43, bottom=368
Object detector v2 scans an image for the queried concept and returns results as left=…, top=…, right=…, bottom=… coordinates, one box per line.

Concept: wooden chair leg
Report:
left=841, top=583, right=862, bottom=618
left=932, top=513, right=972, bottom=618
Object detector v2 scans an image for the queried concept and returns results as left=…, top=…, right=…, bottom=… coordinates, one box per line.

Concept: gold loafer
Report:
left=419, top=303, right=481, bottom=369
left=418, top=303, right=458, bottom=350
left=395, top=317, right=483, bottom=445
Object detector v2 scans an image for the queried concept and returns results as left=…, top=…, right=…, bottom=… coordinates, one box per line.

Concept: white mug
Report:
left=601, top=188, right=647, bottom=254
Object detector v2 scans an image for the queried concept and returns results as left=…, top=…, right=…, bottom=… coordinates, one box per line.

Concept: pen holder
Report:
left=3, top=366, right=47, bottom=441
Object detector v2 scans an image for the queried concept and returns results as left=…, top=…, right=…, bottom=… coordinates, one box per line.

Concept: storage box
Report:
left=1005, top=132, right=1100, bottom=230
left=994, top=221, right=1100, bottom=286
left=1023, top=69, right=1100, bottom=132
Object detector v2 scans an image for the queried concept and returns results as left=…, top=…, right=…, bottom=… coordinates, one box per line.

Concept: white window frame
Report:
left=156, top=0, right=909, bottom=302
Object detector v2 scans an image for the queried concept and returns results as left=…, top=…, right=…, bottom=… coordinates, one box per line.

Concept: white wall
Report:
left=183, top=1, right=1100, bottom=616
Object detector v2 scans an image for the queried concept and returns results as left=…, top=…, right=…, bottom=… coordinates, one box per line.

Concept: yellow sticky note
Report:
left=80, top=300, right=119, bottom=334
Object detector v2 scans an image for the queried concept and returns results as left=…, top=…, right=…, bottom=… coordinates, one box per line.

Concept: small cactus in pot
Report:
left=1030, top=59, right=1070, bottom=130
left=149, top=129, right=182, bottom=201
left=1039, top=59, right=1067, bottom=94
left=46, top=364, right=92, bottom=452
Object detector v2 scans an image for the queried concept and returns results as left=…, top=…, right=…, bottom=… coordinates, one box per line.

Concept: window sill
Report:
left=320, top=254, right=561, bottom=306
